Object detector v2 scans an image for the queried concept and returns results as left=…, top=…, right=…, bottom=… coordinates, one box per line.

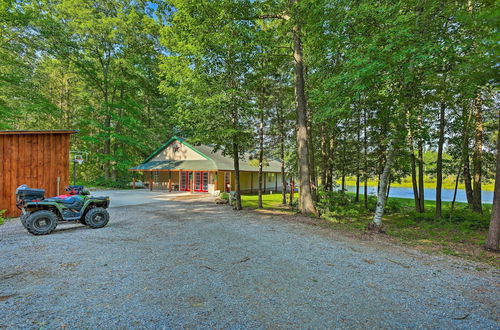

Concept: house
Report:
left=0, top=130, right=78, bottom=217
left=130, top=136, right=285, bottom=194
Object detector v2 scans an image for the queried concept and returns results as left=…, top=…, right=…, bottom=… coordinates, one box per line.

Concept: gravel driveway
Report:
left=1, top=190, right=499, bottom=329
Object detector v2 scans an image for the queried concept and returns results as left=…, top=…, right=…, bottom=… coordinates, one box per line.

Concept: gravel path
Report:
left=1, top=190, right=499, bottom=329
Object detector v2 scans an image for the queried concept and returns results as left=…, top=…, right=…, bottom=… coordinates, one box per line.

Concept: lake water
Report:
left=343, top=185, right=494, bottom=204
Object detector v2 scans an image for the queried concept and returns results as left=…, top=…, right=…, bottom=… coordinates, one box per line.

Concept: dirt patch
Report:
left=169, top=194, right=213, bottom=201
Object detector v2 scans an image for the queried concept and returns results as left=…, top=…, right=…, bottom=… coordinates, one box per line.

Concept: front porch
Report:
left=133, top=170, right=284, bottom=195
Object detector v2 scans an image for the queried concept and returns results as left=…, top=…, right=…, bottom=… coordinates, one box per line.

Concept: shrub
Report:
left=384, top=199, right=407, bottom=214
left=444, top=207, right=490, bottom=230
left=0, top=209, right=5, bottom=225
left=220, top=192, right=229, bottom=201
left=316, top=189, right=368, bottom=219
left=407, top=206, right=490, bottom=231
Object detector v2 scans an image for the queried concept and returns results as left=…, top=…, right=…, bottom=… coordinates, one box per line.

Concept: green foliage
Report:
left=0, top=209, right=5, bottom=225
left=220, top=192, right=229, bottom=201
left=82, top=178, right=131, bottom=190
left=316, top=188, right=407, bottom=219
left=1, top=0, right=176, bottom=184
left=407, top=207, right=491, bottom=231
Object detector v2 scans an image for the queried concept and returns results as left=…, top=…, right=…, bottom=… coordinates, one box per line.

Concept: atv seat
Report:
left=45, top=196, right=84, bottom=210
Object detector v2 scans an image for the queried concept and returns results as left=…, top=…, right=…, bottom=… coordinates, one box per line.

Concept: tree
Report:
left=159, top=0, right=257, bottom=210
left=485, top=111, right=499, bottom=251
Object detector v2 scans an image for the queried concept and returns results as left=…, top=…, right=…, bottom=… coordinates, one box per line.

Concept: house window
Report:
left=153, top=171, right=160, bottom=183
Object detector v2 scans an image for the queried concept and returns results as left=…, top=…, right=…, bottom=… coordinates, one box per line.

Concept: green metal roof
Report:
left=132, top=137, right=282, bottom=173
left=131, top=160, right=218, bottom=171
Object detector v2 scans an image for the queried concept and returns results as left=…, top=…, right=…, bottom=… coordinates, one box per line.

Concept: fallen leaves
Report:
left=0, top=294, right=17, bottom=302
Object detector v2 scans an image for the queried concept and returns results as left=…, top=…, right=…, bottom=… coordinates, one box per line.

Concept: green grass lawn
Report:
left=241, top=193, right=296, bottom=209
left=241, top=192, right=498, bottom=267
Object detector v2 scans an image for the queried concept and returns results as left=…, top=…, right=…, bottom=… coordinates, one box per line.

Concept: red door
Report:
left=180, top=171, right=191, bottom=191
left=202, top=172, right=209, bottom=192
left=194, top=171, right=209, bottom=192
left=182, top=171, right=209, bottom=192
left=194, top=172, right=202, bottom=191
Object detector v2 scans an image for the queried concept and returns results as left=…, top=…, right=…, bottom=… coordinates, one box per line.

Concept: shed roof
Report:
left=0, top=130, right=78, bottom=135
left=131, top=136, right=282, bottom=173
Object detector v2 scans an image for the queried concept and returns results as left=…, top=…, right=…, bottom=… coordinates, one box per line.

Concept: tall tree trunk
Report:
left=111, top=87, right=124, bottom=182
left=371, top=143, right=396, bottom=230
left=355, top=109, right=361, bottom=202
left=364, top=109, right=368, bottom=208
left=341, top=127, right=346, bottom=192
left=231, top=109, right=242, bottom=210
left=307, top=108, right=317, bottom=201
left=258, top=107, right=264, bottom=209
left=435, top=98, right=446, bottom=218
left=417, top=118, right=425, bottom=212
left=461, top=104, right=474, bottom=209
left=472, top=91, right=483, bottom=213
left=279, top=110, right=287, bottom=205
left=281, top=152, right=287, bottom=205
left=463, top=149, right=474, bottom=209
left=320, top=124, right=327, bottom=186
left=408, top=129, right=421, bottom=212
left=101, top=58, right=111, bottom=181
left=292, top=10, right=316, bottom=215
left=450, top=164, right=461, bottom=216
left=485, top=112, right=500, bottom=251
left=326, top=134, right=334, bottom=191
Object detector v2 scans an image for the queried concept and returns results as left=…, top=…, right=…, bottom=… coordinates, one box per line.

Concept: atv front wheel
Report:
left=25, top=210, right=58, bottom=235
left=20, top=213, right=29, bottom=229
left=85, top=208, right=109, bottom=229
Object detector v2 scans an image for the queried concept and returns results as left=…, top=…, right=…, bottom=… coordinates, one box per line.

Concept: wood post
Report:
left=168, top=179, right=172, bottom=192
left=275, top=173, right=277, bottom=192
left=132, top=177, right=136, bottom=190
left=149, top=175, right=153, bottom=191
left=251, top=172, right=253, bottom=193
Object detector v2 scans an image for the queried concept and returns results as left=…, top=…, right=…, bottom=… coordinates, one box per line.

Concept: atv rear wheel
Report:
left=85, top=207, right=109, bottom=228
left=25, top=210, right=58, bottom=235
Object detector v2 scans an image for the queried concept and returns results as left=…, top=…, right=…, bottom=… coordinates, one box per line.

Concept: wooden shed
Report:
left=0, top=130, right=77, bottom=217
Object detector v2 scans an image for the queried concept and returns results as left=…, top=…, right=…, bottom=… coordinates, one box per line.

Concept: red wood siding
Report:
left=0, top=132, right=75, bottom=217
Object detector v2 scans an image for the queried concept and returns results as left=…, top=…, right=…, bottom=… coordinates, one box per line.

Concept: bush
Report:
left=384, top=199, right=408, bottom=214
left=407, top=206, right=490, bottom=231
left=316, top=189, right=369, bottom=219
left=0, top=209, right=5, bottom=225
left=444, top=207, right=490, bottom=230
left=220, top=192, right=229, bottom=201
